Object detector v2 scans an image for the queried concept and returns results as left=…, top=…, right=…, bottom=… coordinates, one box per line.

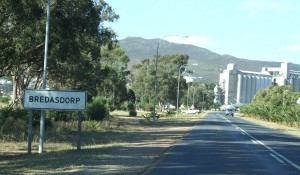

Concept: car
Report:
left=182, top=109, right=200, bottom=114
left=225, top=108, right=234, bottom=116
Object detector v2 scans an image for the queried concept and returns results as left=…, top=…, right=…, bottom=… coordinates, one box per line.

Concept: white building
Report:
left=217, top=62, right=300, bottom=105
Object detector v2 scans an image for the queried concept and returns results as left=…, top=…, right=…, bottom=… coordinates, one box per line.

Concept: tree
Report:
left=241, top=85, right=300, bottom=126
left=157, top=55, right=188, bottom=106
left=130, top=54, right=189, bottom=111
left=47, top=0, right=120, bottom=100
left=99, top=43, right=130, bottom=109
left=0, top=0, right=120, bottom=106
left=0, top=0, right=45, bottom=107
left=130, top=59, right=154, bottom=110
left=183, top=82, right=215, bottom=110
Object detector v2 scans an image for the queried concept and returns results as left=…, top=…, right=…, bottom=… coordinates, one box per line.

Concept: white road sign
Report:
left=23, top=89, right=86, bottom=110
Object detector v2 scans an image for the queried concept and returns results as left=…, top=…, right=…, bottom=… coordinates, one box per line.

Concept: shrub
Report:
left=127, top=102, right=137, bottom=116
left=1, top=117, right=26, bottom=136
left=47, top=110, right=78, bottom=122
left=165, top=109, right=176, bottom=116
left=0, top=96, right=10, bottom=104
left=241, top=86, right=300, bottom=126
left=129, top=110, right=137, bottom=116
left=119, top=101, right=128, bottom=111
left=0, top=107, right=28, bottom=127
left=86, top=96, right=110, bottom=121
left=144, top=103, right=153, bottom=112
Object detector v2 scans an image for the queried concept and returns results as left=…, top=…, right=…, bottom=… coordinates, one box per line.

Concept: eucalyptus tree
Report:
left=130, top=54, right=189, bottom=111
left=157, top=54, right=189, bottom=108
left=99, top=43, right=130, bottom=109
left=183, top=81, right=215, bottom=110
left=0, top=0, right=45, bottom=107
left=0, top=0, right=120, bottom=106
left=47, top=0, right=120, bottom=101
left=130, top=59, right=154, bottom=110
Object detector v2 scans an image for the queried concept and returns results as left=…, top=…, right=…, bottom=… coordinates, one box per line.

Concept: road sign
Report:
left=23, top=89, right=86, bottom=110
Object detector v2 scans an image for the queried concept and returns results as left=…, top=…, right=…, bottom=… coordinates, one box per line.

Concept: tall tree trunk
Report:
left=12, top=76, right=18, bottom=109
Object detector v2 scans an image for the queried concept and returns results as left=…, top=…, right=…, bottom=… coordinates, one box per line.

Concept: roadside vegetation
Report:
left=0, top=95, right=9, bottom=108
left=0, top=110, right=202, bottom=174
left=2, top=0, right=300, bottom=174
left=240, top=85, right=300, bottom=127
left=0, top=0, right=216, bottom=152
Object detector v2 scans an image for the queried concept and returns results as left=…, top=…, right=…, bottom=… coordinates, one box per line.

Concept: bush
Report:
left=47, top=110, right=78, bottom=122
left=1, top=116, right=26, bottom=136
left=0, top=108, right=57, bottom=141
left=144, top=103, right=153, bottom=112
left=129, top=110, right=137, bottom=116
left=86, top=96, right=110, bottom=121
left=165, top=109, right=176, bottom=116
left=0, top=96, right=10, bottom=104
left=127, top=102, right=137, bottom=116
left=119, top=102, right=128, bottom=111
left=241, top=86, right=300, bottom=126
left=0, top=107, right=28, bottom=126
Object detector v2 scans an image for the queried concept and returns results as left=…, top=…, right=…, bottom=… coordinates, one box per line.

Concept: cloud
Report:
left=164, top=35, right=212, bottom=47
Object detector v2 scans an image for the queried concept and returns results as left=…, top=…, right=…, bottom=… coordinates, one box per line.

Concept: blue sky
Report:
left=105, top=0, right=300, bottom=65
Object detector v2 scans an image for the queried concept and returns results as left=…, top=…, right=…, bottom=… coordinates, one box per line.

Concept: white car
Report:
left=182, top=109, right=200, bottom=114
left=225, top=108, right=234, bottom=116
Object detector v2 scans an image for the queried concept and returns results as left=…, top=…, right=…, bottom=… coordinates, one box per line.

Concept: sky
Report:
left=105, top=0, right=300, bottom=65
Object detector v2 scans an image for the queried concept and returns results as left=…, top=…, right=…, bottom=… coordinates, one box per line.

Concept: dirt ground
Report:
left=1, top=112, right=300, bottom=175
left=57, top=115, right=202, bottom=175
left=236, top=113, right=300, bottom=138
left=59, top=112, right=300, bottom=175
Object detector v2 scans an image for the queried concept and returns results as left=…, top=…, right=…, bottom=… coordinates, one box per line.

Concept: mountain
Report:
left=119, top=37, right=286, bottom=82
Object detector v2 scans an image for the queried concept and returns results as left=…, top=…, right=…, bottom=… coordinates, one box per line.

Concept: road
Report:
left=145, top=112, right=300, bottom=175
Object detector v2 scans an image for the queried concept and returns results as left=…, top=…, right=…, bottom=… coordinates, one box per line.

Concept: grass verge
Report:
left=0, top=112, right=204, bottom=174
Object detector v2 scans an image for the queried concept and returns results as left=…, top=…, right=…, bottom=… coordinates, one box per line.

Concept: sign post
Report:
left=77, top=111, right=83, bottom=151
left=27, top=110, right=33, bottom=154
left=24, top=90, right=87, bottom=110
left=24, top=89, right=87, bottom=153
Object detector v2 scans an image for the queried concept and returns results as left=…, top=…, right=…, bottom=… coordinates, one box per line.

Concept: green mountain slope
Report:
left=119, top=37, right=284, bottom=82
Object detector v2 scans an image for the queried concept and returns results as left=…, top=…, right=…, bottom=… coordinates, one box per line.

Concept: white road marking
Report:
left=270, top=153, right=286, bottom=164
left=218, top=114, right=300, bottom=171
left=251, top=139, right=258, bottom=144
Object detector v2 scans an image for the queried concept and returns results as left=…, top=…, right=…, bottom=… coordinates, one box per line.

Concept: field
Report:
left=0, top=111, right=203, bottom=174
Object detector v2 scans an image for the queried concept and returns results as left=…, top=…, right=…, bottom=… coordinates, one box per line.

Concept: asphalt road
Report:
left=145, top=112, right=300, bottom=175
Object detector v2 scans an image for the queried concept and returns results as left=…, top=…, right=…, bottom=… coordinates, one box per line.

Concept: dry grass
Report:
left=237, top=113, right=300, bottom=138
left=0, top=111, right=204, bottom=175
left=3, top=111, right=297, bottom=174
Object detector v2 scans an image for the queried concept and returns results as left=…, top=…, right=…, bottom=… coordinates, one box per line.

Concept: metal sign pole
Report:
left=27, top=110, right=33, bottom=154
left=77, top=111, right=83, bottom=151
left=39, top=0, right=51, bottom=154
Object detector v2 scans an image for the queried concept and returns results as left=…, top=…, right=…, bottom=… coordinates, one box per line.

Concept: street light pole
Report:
left=187, top=82, right=190, bottom=108
left=153, top=41, right=159, bottom=120
left=39, top=0, right=51, bottom=154
left=202, top=91, right=204, bottom=111
left=176, top=64, right=186, bottom=117
left=176, top=64, right=198, bottom=117
left=192, top=85, right=196, bottom=105
left=153, top=35, right=188, bottom=120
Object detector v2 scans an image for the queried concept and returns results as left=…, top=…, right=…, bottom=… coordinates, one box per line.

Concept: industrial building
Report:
left=215, top=62, right=300, bottom=105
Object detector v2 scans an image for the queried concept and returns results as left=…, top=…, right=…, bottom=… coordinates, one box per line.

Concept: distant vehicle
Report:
left=225, top=108, right=234, bottom=116
left=182, top=109, right=200, bottom=114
